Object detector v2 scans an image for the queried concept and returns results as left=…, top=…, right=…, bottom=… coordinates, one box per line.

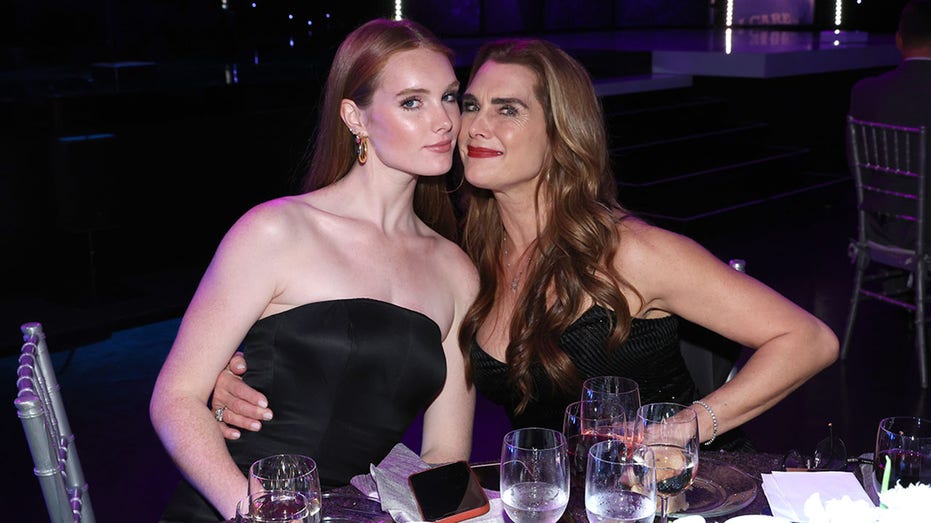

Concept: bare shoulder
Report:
left=222, top=195, right=321, bottom=250
left=615, top=216, right=708, bottom=268
left=614, top=216, right=726, bottom=304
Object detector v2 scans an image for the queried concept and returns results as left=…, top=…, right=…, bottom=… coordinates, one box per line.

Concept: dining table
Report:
left=227, top=450, right=875, bottom=523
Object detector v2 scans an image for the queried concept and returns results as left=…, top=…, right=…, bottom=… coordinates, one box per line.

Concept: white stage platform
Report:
left=450, top=28, right=900, bottom=85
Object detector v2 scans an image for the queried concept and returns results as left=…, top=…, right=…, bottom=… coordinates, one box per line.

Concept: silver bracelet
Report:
left=692, top=400, right=718, bottom=445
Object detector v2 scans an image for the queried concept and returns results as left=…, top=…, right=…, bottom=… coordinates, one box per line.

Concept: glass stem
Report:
left=659, top=494, right=669, bottom=523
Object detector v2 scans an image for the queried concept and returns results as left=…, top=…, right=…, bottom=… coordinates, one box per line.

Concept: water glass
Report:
left=249, top=454, right=322, bottom=522
left=585, top=441, right=656, bottom=523
left=500, top=427, right=570, bottom=523
left=236, top=490, right=314, bottom=523
left=874, top=416, right=931, bottom=488
left=562, top=400, right=626, bottom=480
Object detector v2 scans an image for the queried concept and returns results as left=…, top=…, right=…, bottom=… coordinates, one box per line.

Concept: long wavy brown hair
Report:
left=457, top=39, right=638, bottom=413
left=300, top=18, right=458, bottom=241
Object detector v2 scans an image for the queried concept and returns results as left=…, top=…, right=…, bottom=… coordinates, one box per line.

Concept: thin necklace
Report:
left=503, top=233, right=532, bottom=293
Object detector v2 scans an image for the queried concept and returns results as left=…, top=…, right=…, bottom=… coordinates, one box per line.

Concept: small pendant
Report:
left=510, top=277, right=519, bottom=292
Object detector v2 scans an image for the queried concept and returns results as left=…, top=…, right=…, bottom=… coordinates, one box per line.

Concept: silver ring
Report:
left=214, top=406, right=227, bottom=423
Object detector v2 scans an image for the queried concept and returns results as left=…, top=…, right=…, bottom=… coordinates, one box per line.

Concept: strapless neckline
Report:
left=473, top=305, right=675, bottom=363
left=256, top=297, right=440, bottom=332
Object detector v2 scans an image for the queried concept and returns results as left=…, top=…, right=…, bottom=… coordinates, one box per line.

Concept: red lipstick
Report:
left=467, top=146, right=503, bottom=158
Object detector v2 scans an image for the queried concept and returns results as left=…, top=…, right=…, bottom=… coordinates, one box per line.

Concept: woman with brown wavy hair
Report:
left=151, top=18, right=477, bottom=521
left=457, top=38, right=838, bottom=445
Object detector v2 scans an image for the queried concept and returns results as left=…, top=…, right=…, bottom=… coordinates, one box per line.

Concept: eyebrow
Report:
left=491, top=97, right=529, bottom=108
left=461, top=93, right=529, bottom=109
left=395, top=80, right=460, bottom=98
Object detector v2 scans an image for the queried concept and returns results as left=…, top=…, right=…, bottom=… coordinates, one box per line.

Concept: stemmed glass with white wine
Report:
left=500, top=427, right=570, bottom=523
left=636, top=402, right=699, bottom=523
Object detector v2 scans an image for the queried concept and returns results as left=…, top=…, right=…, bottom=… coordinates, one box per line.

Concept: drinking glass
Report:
left=500, top=427, right=570, bottom=523
left=249, top=455, right=322, bottom=523
left=562, top=400, right=626, bottom=481
left=581, top=376, right=641, bottom=444
left=236, top=490, right=314, bottom=523
left=585, top=441, right=656, bottom=523
left=636, top=402, right=699, bottom=523
left=873, top=416, right=931, bottom=489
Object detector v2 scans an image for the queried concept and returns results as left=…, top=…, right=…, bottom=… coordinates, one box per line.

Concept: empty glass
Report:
left=249, top=455, right=322, bottom=523
left=500, top=427, right=570, bottom=523
left=585, top=441, right=656, bottom=523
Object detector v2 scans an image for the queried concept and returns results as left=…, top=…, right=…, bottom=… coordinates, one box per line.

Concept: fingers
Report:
left=221, top=402, right=266, bottom=432
left=220, top=423, right=242, bottom=441
left=229, top=351, right=248, bottom=376
left=216, top=380, right=273, bottom=432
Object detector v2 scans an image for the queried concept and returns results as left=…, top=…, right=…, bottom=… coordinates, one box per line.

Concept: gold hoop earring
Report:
left=356, top=134, right=368, bottom=165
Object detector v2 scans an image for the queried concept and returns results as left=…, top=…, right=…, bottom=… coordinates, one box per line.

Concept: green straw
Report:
left=879, top=454, right=892, bottom=509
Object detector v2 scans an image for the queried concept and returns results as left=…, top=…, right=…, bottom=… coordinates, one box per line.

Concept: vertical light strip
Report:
left=835, top=0, right=843, bottom=27
left=725, top=0, right=734, bottom=28
left=394, top=0, right=403, bottom=20
left=725, top=28, right=733, bottom=55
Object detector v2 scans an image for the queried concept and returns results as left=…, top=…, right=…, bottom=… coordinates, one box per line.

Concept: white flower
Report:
left=876, top=483, right=931, bottom=523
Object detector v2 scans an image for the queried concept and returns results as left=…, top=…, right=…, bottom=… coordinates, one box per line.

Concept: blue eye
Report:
left=443, top=92, right=459, bottom=103
left=401, top=98, right=422, bottom=109
left=500, top=105, right=518, bottom=117
left=462, top=101, right=479, bottom=112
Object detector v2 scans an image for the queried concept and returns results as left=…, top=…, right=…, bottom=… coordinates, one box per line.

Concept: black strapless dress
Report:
left=471, top=306, right=698, bottom=431
left=160, top=298, right=446, bottom=522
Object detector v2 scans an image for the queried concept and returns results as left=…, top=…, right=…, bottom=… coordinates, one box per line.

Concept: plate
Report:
left=321, top=492, right=392, bottom=523
left=671, top=457, right=759, bottom=519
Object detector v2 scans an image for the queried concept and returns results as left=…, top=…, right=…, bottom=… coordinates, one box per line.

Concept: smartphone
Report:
left=408, top=461, right=491, bottom=523
left=469, top=462, right=500, bottom=492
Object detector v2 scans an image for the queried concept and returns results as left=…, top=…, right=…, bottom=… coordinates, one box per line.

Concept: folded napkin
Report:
left=760, top=471, right=875, bottom=522
left=350, top=443, right=504, bottom=522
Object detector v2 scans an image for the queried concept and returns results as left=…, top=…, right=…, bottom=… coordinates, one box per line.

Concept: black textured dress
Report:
left=160, top=299, right=446, bottom=522
left=471, top=306, right=698, bottom=431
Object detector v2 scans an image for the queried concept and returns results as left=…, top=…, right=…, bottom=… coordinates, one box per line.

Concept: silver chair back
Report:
left=842, top=116, right=929, bottom=388
left=14, top=322, right=96, bottom=523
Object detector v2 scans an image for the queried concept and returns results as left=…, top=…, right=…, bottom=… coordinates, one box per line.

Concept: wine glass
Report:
left=236, top=490, right=315, bottom=523
left=636, top=402, right=699, bottom=523
left=873, top=416, right=931, bottom=489
left=500, top=427, right=570, bottom=523
left=581, top=376, right=641, bottom=445
left=562, top=400, right=626, bottom=482
left=249, top=455, right=322, bottom=523
left=585, top=440, right=656, bottom=523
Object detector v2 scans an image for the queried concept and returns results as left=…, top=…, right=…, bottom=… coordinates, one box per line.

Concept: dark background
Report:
left=1, top=1, right=924, bottom=521
left=0, top=0, right=912, bottom=351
